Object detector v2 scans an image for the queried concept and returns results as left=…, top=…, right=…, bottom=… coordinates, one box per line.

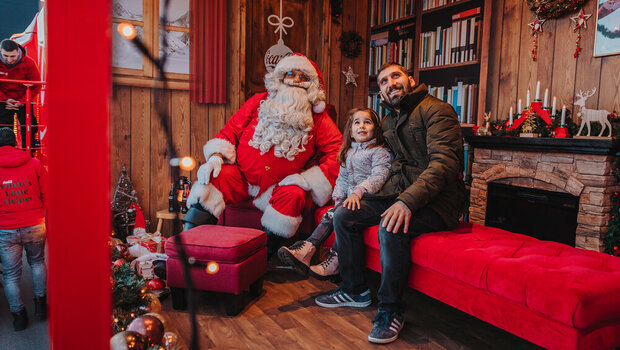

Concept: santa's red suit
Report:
left=186, top=54, right=342, bottom=238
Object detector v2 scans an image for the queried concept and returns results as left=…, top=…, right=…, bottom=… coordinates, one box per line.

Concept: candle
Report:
left=518, top=99, right=522, bottom=112
left=561, top=105, right=566, bottom=125
left=543, top=88, right=548, bottom=107
left=526, top=90, right=531, bottom=107
left=509, top=107, right=513, bottom=125
left=535, top=81, right=541, bottom=100
left=552, top=96, right=557, bottom=116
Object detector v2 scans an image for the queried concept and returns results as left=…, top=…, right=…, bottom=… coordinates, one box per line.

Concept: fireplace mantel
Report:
left=465, top=136, right=619, bottom=155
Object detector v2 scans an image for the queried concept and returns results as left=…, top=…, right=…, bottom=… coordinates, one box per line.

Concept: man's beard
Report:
left=249, top=83, right=314, bottom=161
left=380, top=81, right=414, bottom=107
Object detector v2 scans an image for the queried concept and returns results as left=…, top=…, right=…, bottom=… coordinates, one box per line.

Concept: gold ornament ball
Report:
left=163, top=332, right=179, bottom=349
left=143, top=293, right=162, bottom=313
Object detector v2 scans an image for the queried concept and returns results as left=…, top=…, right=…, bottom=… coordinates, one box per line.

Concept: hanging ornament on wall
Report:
left=528, top=14, right=546, bottom=61
left=570, top=8, right=592, bottom=58
left=264, top=0, right=294, bottom=72
left=342, top=66, right=359, bottom=87
left=330, top=0, right=343, bottom=24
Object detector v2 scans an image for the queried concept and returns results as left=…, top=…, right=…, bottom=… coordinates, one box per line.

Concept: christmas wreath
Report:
left=526, top=0, right=587, bottom=19
left=338, top=31, right=364, bottom=58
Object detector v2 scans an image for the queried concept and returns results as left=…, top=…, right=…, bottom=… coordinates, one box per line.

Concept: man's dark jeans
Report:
left=333, top=198, right=447, bottom=315
left=0, top=103, right=38, bottom=149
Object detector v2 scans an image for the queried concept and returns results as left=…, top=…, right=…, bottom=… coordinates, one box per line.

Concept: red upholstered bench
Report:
left=315, top=207, right=620, bottom=350
left=165, top=225, right=267, bottom=316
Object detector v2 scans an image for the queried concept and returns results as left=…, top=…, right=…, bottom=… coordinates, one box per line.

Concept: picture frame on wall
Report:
left=594, top=0, right=620, bottom=57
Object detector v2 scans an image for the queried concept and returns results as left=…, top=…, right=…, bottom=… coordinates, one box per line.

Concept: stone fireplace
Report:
left=466, top=136, right=619, bottom=252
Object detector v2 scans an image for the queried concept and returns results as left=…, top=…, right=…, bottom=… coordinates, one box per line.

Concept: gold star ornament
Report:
left=571, top=8, right=592, bottom=31
left=342, top=66, right=359, bottom=87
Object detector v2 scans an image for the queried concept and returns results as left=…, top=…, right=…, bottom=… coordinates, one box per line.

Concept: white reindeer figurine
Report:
left=575, top=88, right=612, bottom=137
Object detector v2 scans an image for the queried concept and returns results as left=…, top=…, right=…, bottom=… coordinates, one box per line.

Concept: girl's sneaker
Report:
left=309, top=248, right=339, bottom=280
left=277, top=240, right=316, bottom=276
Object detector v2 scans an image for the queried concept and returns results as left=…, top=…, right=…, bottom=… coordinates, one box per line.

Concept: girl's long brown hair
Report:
left=337, top=107, right=385, bottom=164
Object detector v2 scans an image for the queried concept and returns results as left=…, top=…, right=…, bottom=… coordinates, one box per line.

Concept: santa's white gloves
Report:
left=278, top=173, right=311, bottom=191
left=197, top=155, right=223, bottom=184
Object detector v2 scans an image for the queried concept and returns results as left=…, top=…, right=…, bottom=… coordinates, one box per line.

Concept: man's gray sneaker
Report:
left=367, top=310, right=404, bottom=344
left=315, top=287, right=371, bottom=308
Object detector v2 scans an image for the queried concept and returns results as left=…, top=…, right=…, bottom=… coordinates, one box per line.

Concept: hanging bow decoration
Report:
left=264, top=0, right=295, bottom=72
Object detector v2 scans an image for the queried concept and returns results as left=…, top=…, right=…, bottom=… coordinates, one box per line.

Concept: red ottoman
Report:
left=165, top=225, right=267, bottom=316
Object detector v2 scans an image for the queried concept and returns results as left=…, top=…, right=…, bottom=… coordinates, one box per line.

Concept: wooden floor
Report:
left=161, top=265, right=543, bottom=350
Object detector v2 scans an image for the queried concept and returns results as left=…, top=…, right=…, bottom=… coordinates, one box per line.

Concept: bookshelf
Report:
left=367, top=0, right=491, bottom=126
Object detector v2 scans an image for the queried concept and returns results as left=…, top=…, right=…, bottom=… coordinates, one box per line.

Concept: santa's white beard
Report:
left=249, top=84, right=314, bottom=161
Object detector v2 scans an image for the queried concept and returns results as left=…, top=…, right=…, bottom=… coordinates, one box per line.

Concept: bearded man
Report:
left=183, top=54, right=342, bottom=255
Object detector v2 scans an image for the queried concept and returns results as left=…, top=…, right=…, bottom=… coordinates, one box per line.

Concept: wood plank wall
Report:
left=110, top=0, right=370, bottom=231
left=110, top=0, right=246, bottom=231
left=486, top=0, right=620, bottom=123
left=326, top=0, right=371, bottom=131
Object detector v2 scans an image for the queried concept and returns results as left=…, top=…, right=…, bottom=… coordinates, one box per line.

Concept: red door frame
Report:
left=47, top=1, right=111, bottom=348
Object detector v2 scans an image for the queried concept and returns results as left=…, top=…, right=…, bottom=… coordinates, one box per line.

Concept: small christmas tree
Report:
left=112, top=262, right=149, bottom=333
left=112, top=167, right=139, bottom=241
left=521, top=113, right=538, bottom=136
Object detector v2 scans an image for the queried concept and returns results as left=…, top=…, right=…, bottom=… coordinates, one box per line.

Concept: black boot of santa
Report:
left=182, top=203, right=218, bottom=231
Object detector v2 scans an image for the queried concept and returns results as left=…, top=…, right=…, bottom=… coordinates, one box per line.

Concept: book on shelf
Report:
left=367, top=94, right=389, bottom=119
left=371, top=0, right=416, bottom=27
left=427, top=82, right=478, bottom=124
left=419, top=13, right=480, bottom=68
left=422, top=0, right=459, bottom=11
left=369, top=24, right=415, bottom=75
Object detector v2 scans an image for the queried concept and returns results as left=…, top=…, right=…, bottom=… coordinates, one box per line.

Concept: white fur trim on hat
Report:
left=300, top=165, right=333, bottom=206
left=312, top=100, right=326, bottom=114
left=185, top=183, right=225, bottom=218
left=261, top=205, right=302, bottom=238
left=274, top=55, right=319, bottom=83
left=203, top=138, right=236, bottom=164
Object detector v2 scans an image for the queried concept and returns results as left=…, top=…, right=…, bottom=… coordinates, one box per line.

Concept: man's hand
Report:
left=197, top=155, right=223, bottom=184
left=278, top=173, right=311, bottom=191
left=343, top=193, right=361, bottom=210
left=380, top=201, right=412, bottom=234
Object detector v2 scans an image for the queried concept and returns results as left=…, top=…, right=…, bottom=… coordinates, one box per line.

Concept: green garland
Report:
left=488, top=110, right=579, bottom=137
left=526, top=0, right=587, bottom=19
left=598, top=23, right=620, bottom=39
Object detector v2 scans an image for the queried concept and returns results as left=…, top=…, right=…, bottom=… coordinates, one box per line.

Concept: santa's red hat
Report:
left=270, top=53, right=327, bottom=114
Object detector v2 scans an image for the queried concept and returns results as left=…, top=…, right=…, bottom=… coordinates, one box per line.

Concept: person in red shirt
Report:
left=0, top=128, right=47, bottom=331
left=0, top=39, right=41, bottom=151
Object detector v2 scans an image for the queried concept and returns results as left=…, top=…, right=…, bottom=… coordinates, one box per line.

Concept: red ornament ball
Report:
left=113, top=259, right=127, bottom=267
left=147, top=278, right=165, bottom=290
left=127, top=315, right=164, bottom=347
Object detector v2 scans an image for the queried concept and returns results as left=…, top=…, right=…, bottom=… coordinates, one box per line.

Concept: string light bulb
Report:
left=180, top=156, right=196, bottom=171
left=206, top=261, right=219, bottom=274
left=117, top=23, right=136, bottom=40
left=170, top=156, right=196, bottom=171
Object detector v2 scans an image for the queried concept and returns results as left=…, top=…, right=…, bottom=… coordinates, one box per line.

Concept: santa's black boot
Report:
left=182, top=203, right=218, bottom=231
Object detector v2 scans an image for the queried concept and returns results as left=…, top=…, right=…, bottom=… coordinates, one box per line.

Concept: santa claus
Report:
left=183, top=54, right=342, bottom=255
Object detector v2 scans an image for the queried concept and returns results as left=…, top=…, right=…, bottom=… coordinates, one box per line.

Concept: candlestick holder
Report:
left=507, top=101, right=553, bottom=130
left=554, top=126, right=569, bottom=138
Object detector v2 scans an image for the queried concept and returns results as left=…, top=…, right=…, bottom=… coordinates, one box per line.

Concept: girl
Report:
left=278, top=107, right=392, bottom=280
